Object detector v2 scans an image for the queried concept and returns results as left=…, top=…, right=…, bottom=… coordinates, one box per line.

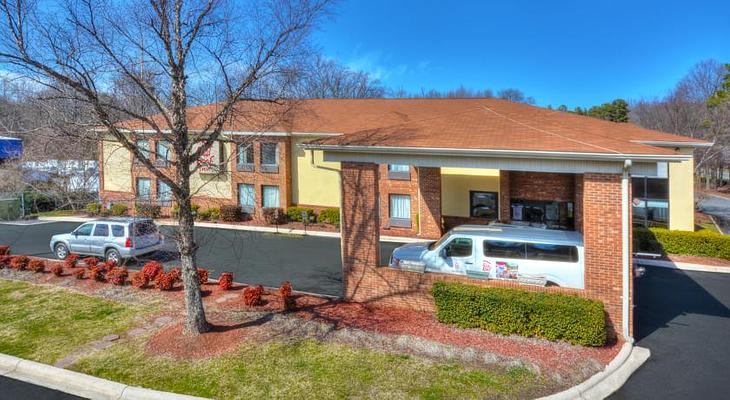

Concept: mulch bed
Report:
left=0, top=254, right=620, bottom=375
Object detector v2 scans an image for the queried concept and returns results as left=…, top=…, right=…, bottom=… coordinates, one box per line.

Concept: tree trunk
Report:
left=176, top=192, right=209, bottom=335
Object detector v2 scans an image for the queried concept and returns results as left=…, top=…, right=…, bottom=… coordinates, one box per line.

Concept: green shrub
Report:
left=171, top=203, right=200, bottom=219
left=432, top=281, right=606, bottom=347
left=286, top=207, right=315, bottom=223
left=208, top=207, right=221, bottom=221
left=85, top=203, right=101, bottom=215
left=134, top=203, right=161, bottom=219
left=316, top=207, right=340, bottom=226
left=110, top=204, right=128, bottom=216
left=634, top=227, right=730, bottom=260
left=220, top=205, right=242, bottom=222
left=197, top=209, right=212, bottom=221
left=263, top=208, right=287, bottom=224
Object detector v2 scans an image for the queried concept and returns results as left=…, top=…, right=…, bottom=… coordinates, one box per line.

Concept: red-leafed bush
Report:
left=28, top=259, right=46, bottom=273
left=154, top=271, right=177, bottom=291
left=83, top=257, right=98, bottom=268
left=89, top=265, right=106, bottom=282
left=218, top=272, right=234, bottom=290
left=10, top=256, right=29, bottom=270
left=279, top=281, right=295, bottom=311
left=0, top=255, right=11, bottom=269
left=0, top=245, right=9, bottom=255
left=74, top=268, right=86, bottom=279
left=141, top=261, right=164, bottom=280
left=168, top=267, right=181, bottom=282
left=108, top=267, right=129, bottom=285
left=50, top=263, right=64, bottom=277
left=243, top=285, right=264, bottom=306
left=63, top=254, right=79, bottom=269
left=101, top=260, right=117, bottom=272
left=131, top=272, right=149, bottom=288
left=197, top=268, right=209, bottom=285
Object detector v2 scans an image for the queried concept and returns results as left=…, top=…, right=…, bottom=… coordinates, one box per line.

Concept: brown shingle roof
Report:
left=117, top=98, right=710, bottom=157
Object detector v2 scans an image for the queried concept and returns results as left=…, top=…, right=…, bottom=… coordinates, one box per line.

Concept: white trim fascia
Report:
left=632, top=140, right=714, bottom=148
left=94, top=127, right=342, bottom=138
left=304, top=143, right=692, bottom=162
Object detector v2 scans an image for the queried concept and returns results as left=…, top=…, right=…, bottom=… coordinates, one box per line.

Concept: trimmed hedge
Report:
left=263, top=208, right=287, bottom=224
left=432, top=281, right=607, bottom=347
left=85, top=203, right=101, bottom=215
left=634, top=227, right=730, bottom=260
left=135, top=203, right=161, bottom=218
left=110, top=204, right=128, bottom=216
left=286, top=207, right=315, bottom=223
left=220, top=205, right=242, bottom=222
left=316, top=207, right=340, bottom=226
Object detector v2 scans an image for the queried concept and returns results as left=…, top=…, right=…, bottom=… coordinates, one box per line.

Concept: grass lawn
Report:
left=34, top=210, right=84, bottom=217
left=0, top=279, right=151, bottom=364
left=71, top=338, right=542, bottom=399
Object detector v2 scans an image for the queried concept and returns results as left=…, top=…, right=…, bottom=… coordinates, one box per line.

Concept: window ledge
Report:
left=261, top=164, right=279, bottom=174
left=388, top=218, right=412, bottom=228
left=387, top=171, right=411, bottom=180
left=237, top=163, right=254, bottom=172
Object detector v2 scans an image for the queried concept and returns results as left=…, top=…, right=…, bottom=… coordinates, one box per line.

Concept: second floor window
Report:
left=237, top=144, right=254, bottom=172
left=136, top=140, right=150, bottom=162
left=261, top=142, right=279, bottom=173
left=387, top=164, right=410, bottom=180
left=136, top=177, right=151, bottom=200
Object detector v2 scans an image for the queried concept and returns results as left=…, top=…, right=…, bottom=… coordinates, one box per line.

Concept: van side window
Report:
left=444, top=238, right=473, bottom=257
left=484, top=240, right=526, bottom=259
left=111, top=225, right=125, bottom=238
left=526, top=243, right=578, bottom=263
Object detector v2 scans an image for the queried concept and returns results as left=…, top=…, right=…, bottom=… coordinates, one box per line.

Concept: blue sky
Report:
left=313, top=0, right=730, bottom=108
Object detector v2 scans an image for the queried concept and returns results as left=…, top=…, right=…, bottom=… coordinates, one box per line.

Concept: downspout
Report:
left=622, top=159, right=633, bottom=341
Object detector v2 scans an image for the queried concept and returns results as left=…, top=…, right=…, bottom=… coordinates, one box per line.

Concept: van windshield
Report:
left=428, top=233, right=452, bottom=251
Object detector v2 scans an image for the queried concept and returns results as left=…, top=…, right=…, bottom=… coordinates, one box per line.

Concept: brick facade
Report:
left=377, top=165, right=442, bottom=239
left=416, top=167, right=442, bottom=239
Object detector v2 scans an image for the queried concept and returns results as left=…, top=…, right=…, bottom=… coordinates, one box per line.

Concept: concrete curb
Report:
left=37, top=216, right=423, bottom=243
left=0, top=353, right=209, bottom=400
left=635, top=258, right=730, bottom=274
left=537, top=342, right=649, bottom=400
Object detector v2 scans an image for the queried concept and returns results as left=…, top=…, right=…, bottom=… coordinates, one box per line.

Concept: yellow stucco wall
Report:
left=291, top=137, right=341, bottom=207
left=102, top=140, right=132, bottom=192
left=669, top=148, right=695, bottom=231
left=190, top=142, right=232, bottom=199
left=441, top=168, right=500, bottom=217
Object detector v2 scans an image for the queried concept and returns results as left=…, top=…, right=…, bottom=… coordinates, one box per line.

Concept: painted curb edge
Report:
left=636, top=258, right=730, bottom=274
left=0, top=353, right=209, bottom=400
left=537, top=342, right=650, bottom=400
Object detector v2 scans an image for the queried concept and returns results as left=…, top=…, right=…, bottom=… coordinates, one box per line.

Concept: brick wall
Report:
left=416, top=167, right=442, bottom=239
left=341, top=162, right=381, bottom=299
left=378, top=165, right=419, bottom=237
left=499, top=170, right=582, bottom=229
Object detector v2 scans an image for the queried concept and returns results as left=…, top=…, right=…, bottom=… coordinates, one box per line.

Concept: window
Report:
left=239, top=184, right=255, bottom=212
left=510, top=199, right=574, bottom=230
left=262, top=185, right=280, bottom=208
left=388, top=194, right=411, bottom=227
left=157, top=180, right=172, bottom=205
left=484, top=240, right=526, bottom=259
left=632, top=177, right=669, bottom=227
left=237, top=144, right=254, bottom=172
left=156, top=141, right=171, bottom=165
left=443, top=238, right=473, bottom=258
left=470, top=191, right=498, bottom=219
left=111, top=225, right=125, bottom=238
left=74, top=223, right=93, bottom=236
left=93, top=224, right=109, bottom=237
left=136, top=140, right=150, bottom=163
left=387, top=164, right=410, bottom=180
left=136, top=178, right=151, bottom=200
left=261, top=143, right=278, bottom=173
left=525, top=243, right=578, bottom=262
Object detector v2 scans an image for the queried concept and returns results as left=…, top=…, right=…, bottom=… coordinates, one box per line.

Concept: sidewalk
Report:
left=38, top=216, right=425, bottom=243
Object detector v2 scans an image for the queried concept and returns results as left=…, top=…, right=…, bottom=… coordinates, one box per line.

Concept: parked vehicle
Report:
left=50, top=217, right=164, bottom=264
left=389, top=223, right=584, bottom=288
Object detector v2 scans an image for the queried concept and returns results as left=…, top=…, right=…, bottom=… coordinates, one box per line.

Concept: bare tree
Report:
left=298, top=55, right=385, bottom=98
left=0, top=0, right=331, bottom=334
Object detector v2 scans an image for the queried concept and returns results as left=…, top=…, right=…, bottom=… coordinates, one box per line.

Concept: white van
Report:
left=389, top=224, right=585, bottom=289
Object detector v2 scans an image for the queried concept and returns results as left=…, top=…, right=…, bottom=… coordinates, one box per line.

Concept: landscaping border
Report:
left=537, top=342, right=650, bottom=400
left=0, top=353, right=209, bottom=400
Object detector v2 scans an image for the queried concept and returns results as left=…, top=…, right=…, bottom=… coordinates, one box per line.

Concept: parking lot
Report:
left=0, top=221, right=404, bottom=296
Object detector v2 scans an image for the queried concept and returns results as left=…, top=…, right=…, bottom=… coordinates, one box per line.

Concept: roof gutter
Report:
left=302, top=143, right=692, bottom=162
left=632, top=140, right=714, bottom=148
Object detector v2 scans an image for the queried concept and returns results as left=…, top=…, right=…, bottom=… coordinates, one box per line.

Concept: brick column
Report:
left=417, top=167, right=442, bottom=239
left=341, top=162, right=381, bottom=300
left=499, top=170, right=511, bottom=222
left=582, top=172, right=630, bottom=339
left=574, top=174, right=584, bottom=233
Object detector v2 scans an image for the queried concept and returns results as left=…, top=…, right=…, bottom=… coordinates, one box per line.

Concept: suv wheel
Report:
left=105, top=248, right=122, bottom=265
left=54, top=243, right=69, bottom=260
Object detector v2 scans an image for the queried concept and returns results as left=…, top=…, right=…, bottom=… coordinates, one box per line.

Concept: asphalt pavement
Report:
left=0, top=220, right=404, bottom=296
left=0, top=376, right=84, bottom=400
left=611, top=267, right=730, bottom=399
